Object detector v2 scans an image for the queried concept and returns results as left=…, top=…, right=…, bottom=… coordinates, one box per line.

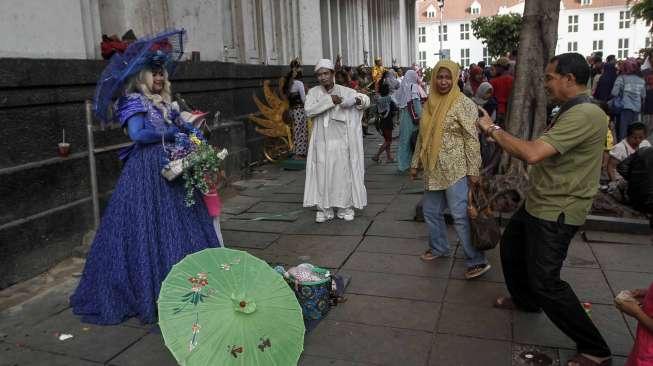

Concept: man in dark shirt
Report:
left=625, top=147, right=653, bottom=219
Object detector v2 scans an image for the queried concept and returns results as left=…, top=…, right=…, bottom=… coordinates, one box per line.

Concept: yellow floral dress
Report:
left=411, top=95, right=481, bottom=191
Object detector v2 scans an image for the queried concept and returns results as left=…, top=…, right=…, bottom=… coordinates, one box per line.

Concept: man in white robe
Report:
left=303, top=59, right=370, bottom=223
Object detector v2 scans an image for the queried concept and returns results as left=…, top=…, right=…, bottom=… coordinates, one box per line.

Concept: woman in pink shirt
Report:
left=616, top=282, right=653, bottom=365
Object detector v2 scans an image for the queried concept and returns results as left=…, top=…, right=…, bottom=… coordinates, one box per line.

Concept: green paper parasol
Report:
left=158, top=248, right=305, bottom=365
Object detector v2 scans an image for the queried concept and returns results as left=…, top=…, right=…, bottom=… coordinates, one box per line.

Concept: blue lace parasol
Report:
left=93, top=28, right=186, bottom=123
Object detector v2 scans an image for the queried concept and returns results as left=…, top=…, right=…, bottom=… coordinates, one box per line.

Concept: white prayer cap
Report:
left=314, top=59, right=334, bottom=72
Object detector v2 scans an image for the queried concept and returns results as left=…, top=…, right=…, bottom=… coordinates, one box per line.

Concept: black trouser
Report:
left=501, top=206, right=611, bottom=358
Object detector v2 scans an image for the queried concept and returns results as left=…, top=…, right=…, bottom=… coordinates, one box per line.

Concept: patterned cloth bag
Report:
left=284, top=264, right=335, bottom=321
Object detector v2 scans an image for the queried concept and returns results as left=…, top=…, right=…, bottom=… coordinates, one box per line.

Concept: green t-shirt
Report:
left=525, top=99, right=607, bottom=226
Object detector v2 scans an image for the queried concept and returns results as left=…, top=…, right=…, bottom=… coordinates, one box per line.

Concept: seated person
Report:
left=607, top=123, right=651, bottom=199
left=624, top=146, right=653, bottom=219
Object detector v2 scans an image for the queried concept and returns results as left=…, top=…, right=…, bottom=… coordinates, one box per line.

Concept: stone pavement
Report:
left=1, top=133, right=652, bottom=366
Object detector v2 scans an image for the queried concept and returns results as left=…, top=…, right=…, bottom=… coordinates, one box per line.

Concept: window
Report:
left=438, top=25, right=448, bottom=41
left=592, top=40, right=603, bottom=52
left=471, top=7, right=480, bottom=15
left=568, top=15, right=578, bottom=33
left=418, top=27, right=426, bottom=43
left=593, top=13, right=604, bottom=31
left=567, top=42, right=578, bottom=52
left=618, top=38, right=629, bottom=59
left=647, top=37, right=652, bottom=49
left=483, top=47, right=491, bottom=65
left=460, top=23, right=470, bottom=40
left=619, top=11, right=630, bottom=29
left=418, top=51, right=427, bottom=68
left=460, top=48, right=470, bottom=67
left=428, top=11, right=435, bottom=18
left=581, top=0, right=591, bottom=5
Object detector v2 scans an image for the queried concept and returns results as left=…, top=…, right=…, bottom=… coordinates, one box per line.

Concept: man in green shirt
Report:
left=476, top=53, right=611, bottom=366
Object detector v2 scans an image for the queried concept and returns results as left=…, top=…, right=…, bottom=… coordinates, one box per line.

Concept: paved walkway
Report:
left=1, top=133, right=652, bottom=365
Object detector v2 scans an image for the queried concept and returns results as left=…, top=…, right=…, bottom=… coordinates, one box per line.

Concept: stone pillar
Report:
left=398, top=0, right=407, bottom=66
left=80, top=0, right=102, bottom=59
left=299, top=0, right=322, bottom=63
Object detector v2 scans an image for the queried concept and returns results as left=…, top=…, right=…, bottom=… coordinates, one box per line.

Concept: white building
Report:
left=416, top=0, right=652, bottom=69
left=0, top=0, right=416, bottom=67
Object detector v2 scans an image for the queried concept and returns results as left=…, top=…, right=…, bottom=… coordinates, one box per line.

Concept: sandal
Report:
left=493, top=296, right=542, bottom=313
left=493, top=296, right=518, bottom=310
left=566, top=354, right=612, bottom=366
left=420, top=250, right=448, bottom=261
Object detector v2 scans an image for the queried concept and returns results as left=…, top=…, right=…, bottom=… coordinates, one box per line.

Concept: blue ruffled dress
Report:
left=70, top=94, right=221, bottom=325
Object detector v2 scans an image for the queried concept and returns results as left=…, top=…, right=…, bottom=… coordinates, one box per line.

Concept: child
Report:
left=615, top=283, right=653, bottom=365
left=372, top=83, right=397, bottom=163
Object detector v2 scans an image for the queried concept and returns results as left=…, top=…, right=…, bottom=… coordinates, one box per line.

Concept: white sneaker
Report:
left=315, top=211, right=327, bottom=223
left=336, top=207, right=355, bottom=221
left=316, top=208, right=334, bottom=223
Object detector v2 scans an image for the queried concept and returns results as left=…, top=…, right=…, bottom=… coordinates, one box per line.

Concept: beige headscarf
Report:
left=417, top=60, right=462, bottom=171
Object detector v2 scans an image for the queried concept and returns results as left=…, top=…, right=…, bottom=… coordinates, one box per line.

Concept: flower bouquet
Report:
left=163, top=126, right=228, bottom=208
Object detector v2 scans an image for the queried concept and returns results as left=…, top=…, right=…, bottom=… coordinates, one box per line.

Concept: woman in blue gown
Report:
left=70, top=36, right=220, bottom=325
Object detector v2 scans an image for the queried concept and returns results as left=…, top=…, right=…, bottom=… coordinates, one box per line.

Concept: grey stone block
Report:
left=220, top=195, right=261, bottom=215
left=246, top=202, right=305, bottom=213
left=328, top=294, right=439, bottom=332
left=286, top=216, right=371, bottom=236
left=258, top=193, right=305, bottom=203
left=604, top=271, right=653, bottom=296
left=561, top=267, right=615, bottom=305
left=444, top=279, right=507, bottom=308
left=366, top=220, right=428, bottom=239
left=564, top=239, right=599, bottom=268
left=303, top=320, right=432, bottom=365
left=339, top=270, right=447, bottom=302
left=299, top=355, right=375, bottom=365
left=271, top=235, right=361, bottom=253
left=437, top=302, right=512, bottom=341
left=355, top=204, right=387, bottom=218
left=3, top=309, right=148, bottom=363
left=357, top=236, right=428, bottom=255
left=221, top=231, right=279, bottom=249
left=230, top=212, right=300, bottom=222
left=343, top=252, right=453, bottom=279
left=513, top=311, right=579, bottom=351
left=220, top=219, right=290, bottom=233
left=582, top=231, right=652, bottom=245
left=262, top=235, right=361, bottom=269
left=429, top=334, right=512, bottom=366
left=0, top=278, right=79, bottom=333
left=366, top=195, right=396, bottom=204
left=591, top=243, right=653, bottom=273
left=1, top=342, right=100, bottom=366
left=108, top=333, right=177, bottom=366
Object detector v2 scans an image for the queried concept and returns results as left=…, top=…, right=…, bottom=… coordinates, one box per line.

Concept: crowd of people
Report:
left=70, top=26, right=653, bottom=366
left=304, top=51, right=653, bottom=365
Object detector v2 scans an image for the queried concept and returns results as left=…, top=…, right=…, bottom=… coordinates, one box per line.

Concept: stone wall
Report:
left=0, top=58, right=311, bottom=288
